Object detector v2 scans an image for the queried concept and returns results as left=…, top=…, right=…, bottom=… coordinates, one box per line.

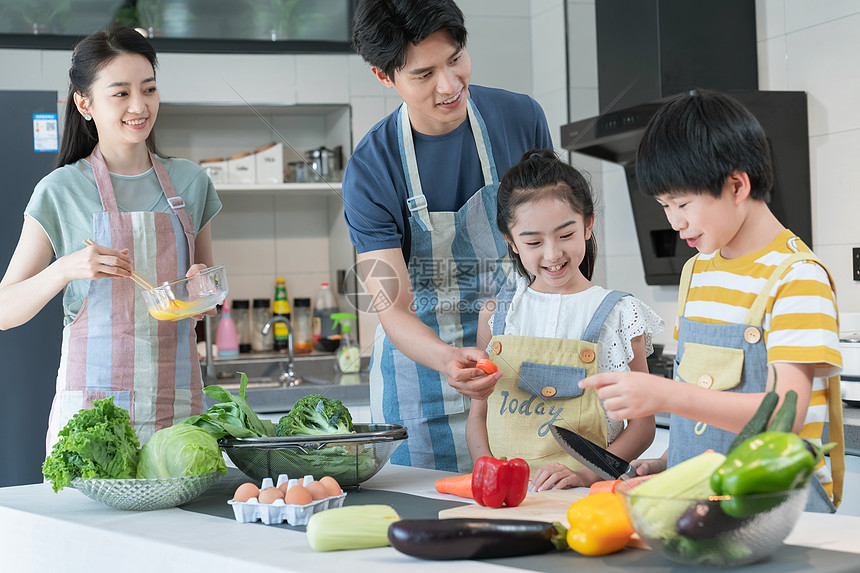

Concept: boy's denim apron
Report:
left=485, top=281, right=629, bottom=475
left=369, top=98, right=509, bottom=472
left=669, top=250, right=844, bottom=513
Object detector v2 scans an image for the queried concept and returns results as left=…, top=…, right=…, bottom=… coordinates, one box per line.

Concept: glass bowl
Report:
left=72, top=471, right=223, bottom=511
left=219, top=423, right=407, bottom=487
left=141, top=265, right=228, bottom=321
left=619, top=484, right=810, bottom=567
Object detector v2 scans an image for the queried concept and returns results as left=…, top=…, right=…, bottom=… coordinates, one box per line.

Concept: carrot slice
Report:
left=476, top=359, right=498, bottom=375
left=435, top=473, right=474, bottom=498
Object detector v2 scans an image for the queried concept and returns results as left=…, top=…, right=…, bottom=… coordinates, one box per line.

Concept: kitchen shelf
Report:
left=214, top=182, right=343, bottom=196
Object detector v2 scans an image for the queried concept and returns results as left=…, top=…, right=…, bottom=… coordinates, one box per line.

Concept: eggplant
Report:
left=387, top=518, right=568, bottom=560
left=675, top=501, right=741, bottom=539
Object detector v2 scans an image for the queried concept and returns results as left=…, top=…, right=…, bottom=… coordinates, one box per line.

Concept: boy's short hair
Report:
left=351, top=0, right=467, bottom=80
left=636, top=89, right=774, bottom=201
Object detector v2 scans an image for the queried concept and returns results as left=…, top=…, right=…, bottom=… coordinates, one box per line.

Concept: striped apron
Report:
left=369, top=99, right=510, bottom=472
left=45, top=145, right=202, bottom=452
left=669, top=249, right=844, bottom=513
left=486, top=283, right=629, bottom=476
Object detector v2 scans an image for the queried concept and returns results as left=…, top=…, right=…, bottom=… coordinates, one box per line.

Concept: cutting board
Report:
left=438, top=489, right=649, bottom=549
left=438, top=489, right=588, bottom=527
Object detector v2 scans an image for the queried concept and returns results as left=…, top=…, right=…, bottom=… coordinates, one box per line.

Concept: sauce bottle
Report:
left=331, top=313, right=360, bottom=373
left=273, top=278, right=291, bottom=351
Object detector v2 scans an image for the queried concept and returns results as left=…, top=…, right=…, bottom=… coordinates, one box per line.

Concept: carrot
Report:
left=589, top=475, right=652, bottom=495
left=476, top=359, right=498, bottom=375
left=435, top=473, right=474, bottom=499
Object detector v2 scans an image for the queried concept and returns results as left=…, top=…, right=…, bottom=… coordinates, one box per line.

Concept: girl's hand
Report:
left=62, top=244, right=132, bottom=282
left=445, top=346, right=502, bottom=400
left=530, top=463, right=599, bottom=491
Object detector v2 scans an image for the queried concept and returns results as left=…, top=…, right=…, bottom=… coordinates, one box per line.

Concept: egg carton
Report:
left=227, top=474, right=346, bottom=525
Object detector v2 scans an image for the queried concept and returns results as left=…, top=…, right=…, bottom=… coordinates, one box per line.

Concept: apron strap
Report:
left=743, top=250, right=825, bottom=325
left=90, top=144, right=120, bottom=213
left=825, top=374, right=845, bottom=508
left=396, top=104, right=433, bottom=231
left=490, top=278, right=519, bottom=336
left=148, top=152, right=196, bottom=262
left=675, top=254, right=699, bottom=331
left=397, top=97, right=498, bottom=233
left=581, top=290, right=629, bottom=343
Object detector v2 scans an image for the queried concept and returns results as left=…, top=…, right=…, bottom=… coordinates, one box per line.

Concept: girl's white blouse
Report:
left=488, top=275, right=665, bottom=442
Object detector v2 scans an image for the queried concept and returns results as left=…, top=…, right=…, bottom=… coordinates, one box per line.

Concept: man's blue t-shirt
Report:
left=342, top=85, right=553, bottom=261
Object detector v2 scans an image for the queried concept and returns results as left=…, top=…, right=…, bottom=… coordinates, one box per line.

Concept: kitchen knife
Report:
left=549, top=425, right=638, bottom=480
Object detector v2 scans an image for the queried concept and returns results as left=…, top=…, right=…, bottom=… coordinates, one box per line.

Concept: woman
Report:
left=0, top=27, right=222, bottom=450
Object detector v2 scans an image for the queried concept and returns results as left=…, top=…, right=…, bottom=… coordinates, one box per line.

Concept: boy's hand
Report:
left=579, top=371, right=672, bottom=420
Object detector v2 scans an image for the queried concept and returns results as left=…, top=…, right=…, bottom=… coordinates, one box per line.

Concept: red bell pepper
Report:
left=471, top=456, right=530, bottom=508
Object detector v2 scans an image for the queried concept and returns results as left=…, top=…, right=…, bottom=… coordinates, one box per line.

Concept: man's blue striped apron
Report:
left=369, top=98, right=509, bottom=471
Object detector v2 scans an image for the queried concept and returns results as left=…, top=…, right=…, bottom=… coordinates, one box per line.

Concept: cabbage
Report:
left=137, top=424, right=228, bottom=479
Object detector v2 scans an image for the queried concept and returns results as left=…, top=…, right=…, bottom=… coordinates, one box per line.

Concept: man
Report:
left=344, top=0, right=553, bottom=471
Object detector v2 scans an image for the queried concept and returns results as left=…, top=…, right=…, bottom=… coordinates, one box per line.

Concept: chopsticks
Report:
left=83, top=239, right=156, bottom=291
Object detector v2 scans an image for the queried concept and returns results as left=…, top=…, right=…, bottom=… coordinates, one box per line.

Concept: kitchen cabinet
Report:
left=155, top=103, right=361, bottom=342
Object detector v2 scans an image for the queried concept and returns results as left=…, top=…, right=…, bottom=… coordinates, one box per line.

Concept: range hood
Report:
left=561, top=0, right=812, bottom=286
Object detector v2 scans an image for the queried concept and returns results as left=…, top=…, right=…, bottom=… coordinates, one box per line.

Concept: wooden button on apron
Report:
left=744, top=327, right=761, bottom=344
left=579, top=349, right=596, bottom=363
left=541, top=386, right=557, bottom=398
left=697, top=374, right=714, bottom=389
left=491, top=341, right=502, bottom=355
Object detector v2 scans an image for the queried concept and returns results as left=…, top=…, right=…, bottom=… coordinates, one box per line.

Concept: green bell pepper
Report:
left=711, top=431, right=831, bottom=518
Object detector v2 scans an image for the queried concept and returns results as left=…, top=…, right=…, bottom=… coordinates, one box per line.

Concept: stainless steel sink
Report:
left=203, top=352, right=367, bottom=390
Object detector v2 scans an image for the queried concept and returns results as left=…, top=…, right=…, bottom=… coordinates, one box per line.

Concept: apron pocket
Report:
left=518, top=361, right=586, bottom=399
left=677, top=341, right=744, bottom=391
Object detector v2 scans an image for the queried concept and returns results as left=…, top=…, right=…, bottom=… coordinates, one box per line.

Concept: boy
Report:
left=344, top=0, right=552, bottom=471
left=579, top=89, right=844, bottom=513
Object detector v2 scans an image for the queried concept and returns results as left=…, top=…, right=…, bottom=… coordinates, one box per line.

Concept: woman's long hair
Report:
left=57, top=27, right=162, bottom=168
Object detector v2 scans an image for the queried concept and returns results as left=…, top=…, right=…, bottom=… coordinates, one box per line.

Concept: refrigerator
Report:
left=0, top=90, right=64, bottom=486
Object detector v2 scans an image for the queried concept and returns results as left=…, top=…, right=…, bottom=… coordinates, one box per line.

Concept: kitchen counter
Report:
left=2, top=464, right=860, bottom=572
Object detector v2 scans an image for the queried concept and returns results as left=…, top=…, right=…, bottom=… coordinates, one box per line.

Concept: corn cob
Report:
left=625, top=451, right=726, bottom=539
left=306, top=504, right=400, bottom=552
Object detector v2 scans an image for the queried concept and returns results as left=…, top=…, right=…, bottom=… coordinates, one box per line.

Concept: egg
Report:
left=305, top=480, right=329, bottom=501
left=233, top=482, right=260, bottom=502
left=284, top=484, right=313, bottom=505
left=258, top=486, right=284, bottom=504
left=319, top=476, right=342, bottom=496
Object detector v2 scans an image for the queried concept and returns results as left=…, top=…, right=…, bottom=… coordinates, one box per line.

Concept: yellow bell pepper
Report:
left=566, top=492, right=634, bottom=556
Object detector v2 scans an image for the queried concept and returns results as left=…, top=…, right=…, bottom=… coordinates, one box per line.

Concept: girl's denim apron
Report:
left=485, top=281, right=629, bottom=475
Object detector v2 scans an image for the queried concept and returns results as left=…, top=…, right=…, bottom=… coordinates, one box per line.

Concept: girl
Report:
left=465, top=149, right=663, bottom=490
left=0, top=27, right=222, bottom=450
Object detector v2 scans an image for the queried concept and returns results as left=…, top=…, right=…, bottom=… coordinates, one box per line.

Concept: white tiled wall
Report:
left=569, top=0, right=860, bottom=351
left=5, top=0, right=855, bottom=347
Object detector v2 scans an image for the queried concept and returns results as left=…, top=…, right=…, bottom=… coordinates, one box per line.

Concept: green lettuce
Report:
left=183, top=372, right=276, bottom=438
left=137, top=424, right=228, bottom=479
left=42, top=397, right=140, bottom=492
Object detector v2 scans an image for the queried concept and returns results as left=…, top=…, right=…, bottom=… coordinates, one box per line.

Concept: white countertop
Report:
left=1, top=464, right=859, bottom=572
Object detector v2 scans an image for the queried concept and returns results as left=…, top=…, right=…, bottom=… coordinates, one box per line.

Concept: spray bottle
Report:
left=331, top=313, right=360, bottom=373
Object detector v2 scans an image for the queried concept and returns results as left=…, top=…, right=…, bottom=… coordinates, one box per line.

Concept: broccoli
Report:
left=277, top=394, right=355, bottom=437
